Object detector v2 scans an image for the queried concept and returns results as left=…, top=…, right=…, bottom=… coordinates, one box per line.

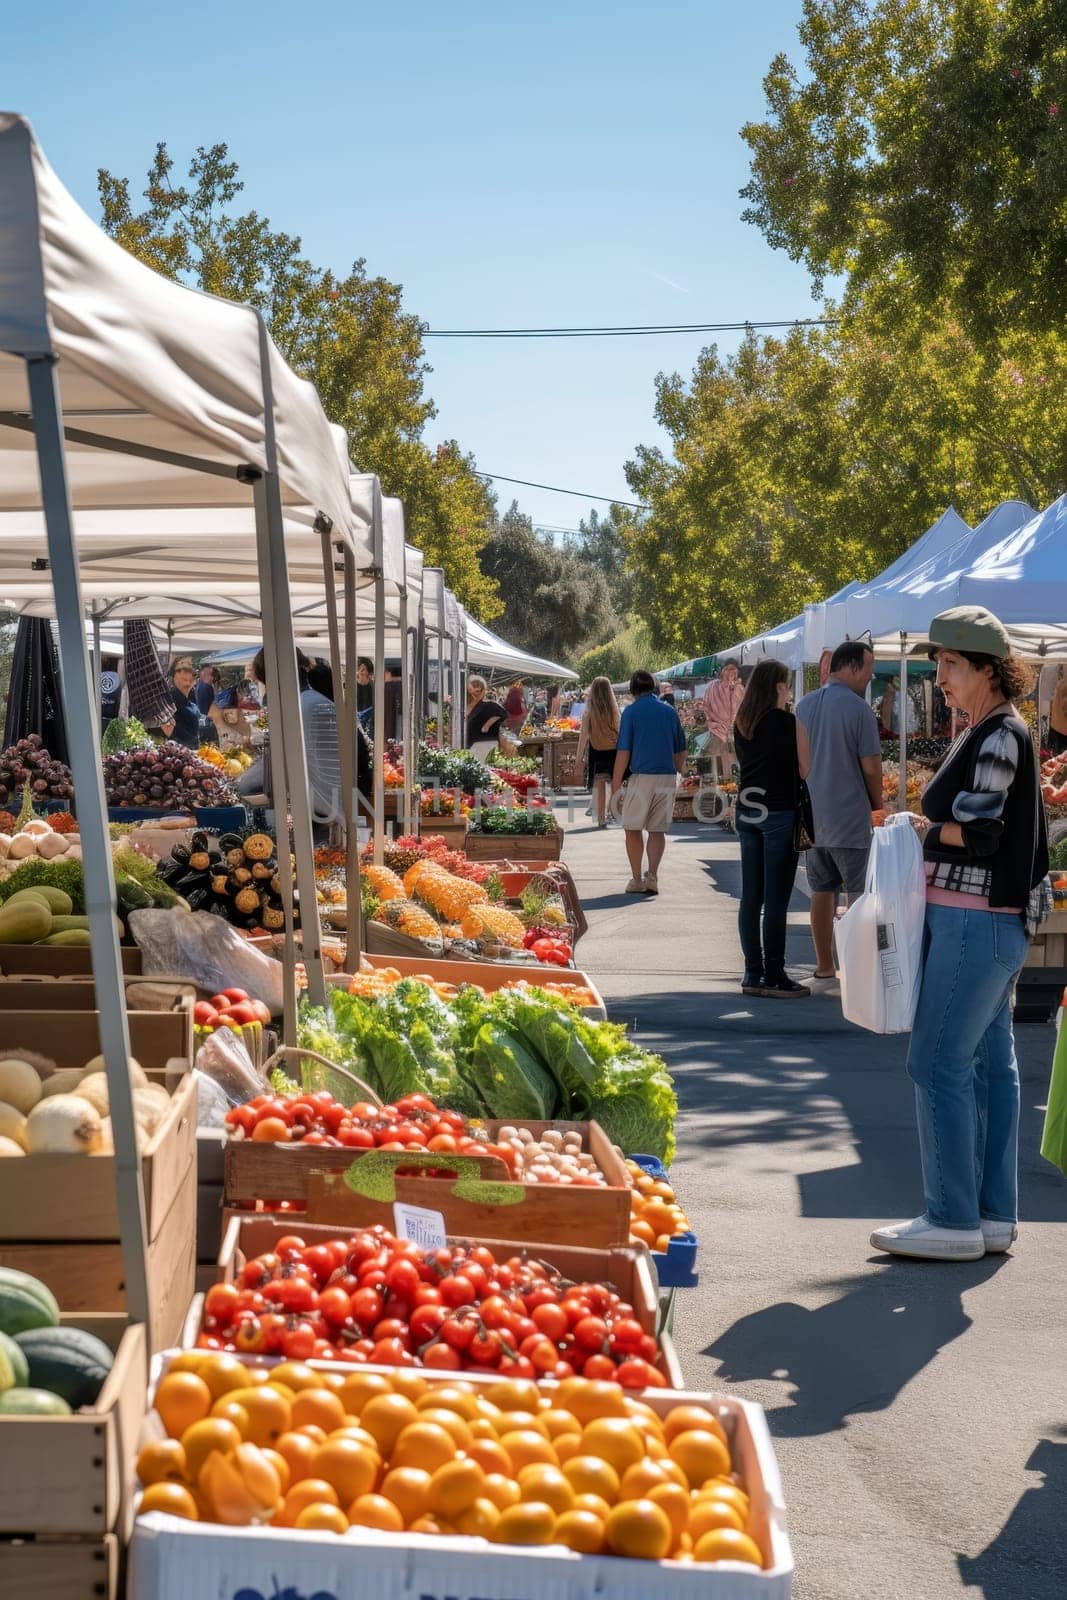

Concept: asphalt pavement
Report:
left=558, top=801, right=1067, bottom=1600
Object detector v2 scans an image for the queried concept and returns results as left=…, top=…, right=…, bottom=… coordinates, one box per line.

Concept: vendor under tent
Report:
left=0, top=109, right=377, bottom=1324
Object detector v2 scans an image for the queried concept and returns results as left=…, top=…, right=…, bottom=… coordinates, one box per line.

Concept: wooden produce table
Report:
left=1018, top=906, right=1067, bottom=1021
left=544, top=733, right=582, bottom=792
left=464, top=828, right=562, bottom=861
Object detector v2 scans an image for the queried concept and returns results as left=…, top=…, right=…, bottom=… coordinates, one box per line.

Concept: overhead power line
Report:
left=476, top=471, right=648, bottom=509
left=425, top=317, right=836, bottom=339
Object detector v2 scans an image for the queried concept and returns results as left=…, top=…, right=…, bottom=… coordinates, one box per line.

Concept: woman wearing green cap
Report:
left=871, top=606, right=1048, bottom=1262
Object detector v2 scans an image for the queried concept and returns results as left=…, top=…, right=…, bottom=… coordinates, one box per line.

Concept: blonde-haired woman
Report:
left=465, top=674, right=507, bottom=757
left=577, top=676, right=621, bottom=828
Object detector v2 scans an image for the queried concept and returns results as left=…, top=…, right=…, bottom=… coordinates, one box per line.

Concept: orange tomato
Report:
left=605, top=1498, right=673, bottom=1560
left=181, top=1417, right=242, bottom=1480
left=295, top=1501, right=349, bottom=1534
left=379, top=1466, right=432, bottom=1524
left=155, top=1372, right=213, bottom=1437
left=690, top=1498, right=745, bottom=1538
left=311, top=1437, right=380, bottom=1503
left=360, top=1393, right=419, bottom=1454
left=553, top=1507, right=606, bottom=1553
left=516, top=1464, right=574, bottom=1515
left=428, top=1458, right=487, bottom=1520
left=668, top=1429, right=732, bottom=1488
left=347, top=1493, right=404, bottom=1532
left=562, top=1454, right=620, bottom=1504
left=290, top=1388, right=346, bottom=1434
left=493, top=1500, right=557, bottom=1545
left=579, top=1417, right=645, bottom=1474
left=136, top=1438, right=187, bottom=1486
left=140, top=1481, right=199, bottom=1520
left=692, top=1527, right=763, bottom=1567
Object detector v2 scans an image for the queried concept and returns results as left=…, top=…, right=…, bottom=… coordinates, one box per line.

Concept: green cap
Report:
left=928, top=606, right=1010, bottom=660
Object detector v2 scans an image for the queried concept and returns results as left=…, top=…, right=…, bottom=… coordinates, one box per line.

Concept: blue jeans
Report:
left=906, top=903, right=1029, bottom=1229
left=737, top=808, right=798, bottom=976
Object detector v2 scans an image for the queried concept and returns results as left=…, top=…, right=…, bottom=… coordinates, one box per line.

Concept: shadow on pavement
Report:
left=957, top=1434, right=1067, bottom=1598
left=704, top=1257, right=1008, bottom=1437
left=577, top=892, right=648, bottom=912
left=611, top=991, right=1067, bottom=1224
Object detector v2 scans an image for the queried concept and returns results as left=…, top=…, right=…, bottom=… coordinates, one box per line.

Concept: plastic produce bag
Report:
left=128, top=908, right=285, bottom=1015
left=837, top=814, right=926, bottom=1034
left=192, top=1025, right=271, bottom=1109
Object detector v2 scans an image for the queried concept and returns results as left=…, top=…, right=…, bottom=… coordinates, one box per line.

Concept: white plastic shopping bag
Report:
left=836, top=814, right=927, bottom=1034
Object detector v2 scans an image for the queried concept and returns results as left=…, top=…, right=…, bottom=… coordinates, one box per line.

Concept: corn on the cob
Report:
left=459, top=904, right=526, bottom=947
left=362, top=863, right=406, bottom=902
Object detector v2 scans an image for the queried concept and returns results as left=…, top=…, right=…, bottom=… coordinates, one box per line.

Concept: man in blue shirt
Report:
left=611, top=669, right=687, bottom=894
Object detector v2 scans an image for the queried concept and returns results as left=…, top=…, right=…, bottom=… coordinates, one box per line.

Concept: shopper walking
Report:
left=576, top=675, right=621, bottom=828
left=733, top=660, right=812, bottom=998
left=796, top=640, right=883, bottom=986
left=611, top=669, right=686, bottom=894
left=871, top=608, right=1049, bottom=1261
left=703, top=661, right=744, bottom=785
left=504, top=680, right=526, bottom=731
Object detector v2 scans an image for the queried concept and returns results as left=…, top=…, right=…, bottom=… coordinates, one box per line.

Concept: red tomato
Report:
left=573, top=1315, right=609, bottom=1352
left=225, top=1002, right=261, bottom=1026
left=209, top=994, right=232, bottom=1012
left=413, top=1284, right=443, bottom=1308
left=280, top=1321, right=318, bottom=1361
left=302, top=1245, right=337, bottom=1286
left=339, top=1126, right=375, bottom=1149
left=371, top=1337, right=411, bottom=1366
left=580, top=1353, right=618, bottom=1381
left=348, top=1286, right=384, bottom=1329
left=273, top=1277, right=317, bottom=1315
left=532, top=1302, right=568, bottom=1343
left=422, top=1340, right=462, bottom=1370
left=440, top=1316, right=476, bottom=1351
left=318, top=1287, right=352, bottom=1327
left=469, top=1328, right=502, bottom=1366
left=373, top=1319, right=412, bottom=1350
left=384, top=1258, right=421, bottom=1305
left=396, top=1093, right=436, bottom=1115
left=609, top=1318, right=646, bottom=1355
left=193, top=1001, right=220, bottom=1027
left=410, top=1304, right=447, bottom=1345
left=220, top=987, right=250, bottom=1003
left=233, top=1318, right=267, bottom=1354
left=203, top=1283, right=240, bottom=1326
left=440, top=1274, right=477, bottom=1310
left=616, top=1357, right=665, bottom=1389
left=427, top=1132, right=458, bottom=1153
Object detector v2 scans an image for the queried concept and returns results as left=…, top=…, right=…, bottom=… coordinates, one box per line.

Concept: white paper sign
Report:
left=393, top=1202, right=447, bottom=1249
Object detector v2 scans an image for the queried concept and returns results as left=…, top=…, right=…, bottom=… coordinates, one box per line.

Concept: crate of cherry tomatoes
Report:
left=129, top=1351, right=791, bottom=1597
left=223, top=1089, right=634, bottom=1249
left=191, top=1215, right=683, bottom=1391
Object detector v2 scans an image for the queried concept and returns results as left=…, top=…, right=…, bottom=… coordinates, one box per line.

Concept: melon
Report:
left=0, top=1386, right=71, bottom=1415
left=0, top=1267, right=60, bottom=1335
left=14, top=1325, right=114, bottom=1408
left=0, top=1101, right=26, bottom=1148
left=0, top=1329, right=29, bottom=1390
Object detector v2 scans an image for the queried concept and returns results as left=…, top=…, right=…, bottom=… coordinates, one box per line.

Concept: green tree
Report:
left=564, top=507, right=638, bottom=617
left=97, top=142, right=501, bottom=617
left=740, top=0, right=1067, bottom=334
left=622, top=308, right=1067, bottom=657
left=480, top=503, right=617, bottom=666
left=577, top=620, right=654, bottom=685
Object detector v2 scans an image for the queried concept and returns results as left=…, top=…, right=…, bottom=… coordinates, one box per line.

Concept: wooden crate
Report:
left=0, top=1004, right=191, bottom=1073
left=0, top=978, right=194, bottom=1012
left=1025, top=908, right=1067, bottom=968
left=0, top=1315, right=145, bottom=1538
left=209, top=1213, right=682, bottom=1386
left=227, top=1119, right=631, bottom=1248
left=0, top=946, right=142, bottom=976
left=0, top=1069, right=196, bottom=1245
left=464, top=829, right=562, bottom=861
left=338, top=954, right=606, bottom=1013
left=0, top=1159, right=196, bottom=1355
left=0, top=1534, right=120, bottom=1599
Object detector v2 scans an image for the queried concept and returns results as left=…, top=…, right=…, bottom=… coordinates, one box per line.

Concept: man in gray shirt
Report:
left=796, top=641, right=884, bottom=982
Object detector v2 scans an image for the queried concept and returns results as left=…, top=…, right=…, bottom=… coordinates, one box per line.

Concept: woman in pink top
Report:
left=703, top=662, right=745, bottom=784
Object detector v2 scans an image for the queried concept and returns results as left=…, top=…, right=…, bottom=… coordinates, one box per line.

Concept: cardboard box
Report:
left=0, top=1315, right=145, bottom=1537
left=298, top=1120, right=633, bottom=1250
left=129, top=1366, right=790, bottom=1598
left=207, top=1213, right=683, bottom=1388
left=0, top=1162, right=196, bottom=1355
left=0, top=1534, right=120, bottom=1600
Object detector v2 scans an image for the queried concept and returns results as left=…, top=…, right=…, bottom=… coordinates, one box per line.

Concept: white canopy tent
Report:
left=463, top=616, right=578, bottom=681
left=0, top=110, right=378, bottom=1326
left=719, top=614, right=805, bottom=674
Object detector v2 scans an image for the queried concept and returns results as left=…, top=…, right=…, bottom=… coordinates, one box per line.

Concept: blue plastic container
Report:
left=628, top=1151, right=699, bottom=1289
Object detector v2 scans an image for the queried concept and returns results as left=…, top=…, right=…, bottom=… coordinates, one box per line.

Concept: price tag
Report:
left=393, top=1202, right=448, bottom=1249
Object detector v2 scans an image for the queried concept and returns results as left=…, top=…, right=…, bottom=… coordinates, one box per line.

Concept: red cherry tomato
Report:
left=422, top=1340, right=462, bottom=1370
left=532, top=1302, right=568, bottom=1343
left=350, top=1287, right=385, bottom=1329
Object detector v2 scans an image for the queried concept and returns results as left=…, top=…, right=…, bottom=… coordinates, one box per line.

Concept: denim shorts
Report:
left=806, top=843, right=869, bottom=896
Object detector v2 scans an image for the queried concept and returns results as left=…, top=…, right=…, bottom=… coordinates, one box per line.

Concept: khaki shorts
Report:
left=620, top=773, right=677, bottom=833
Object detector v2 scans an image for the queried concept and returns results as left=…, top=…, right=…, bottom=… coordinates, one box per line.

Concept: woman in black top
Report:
left=871, top=607, right=1048, bottom=1264
left=465, top=675, right=507, bottom=750
left=733, top=659, right=811, bottom=999
left=164, top=658, right=200, bottom=750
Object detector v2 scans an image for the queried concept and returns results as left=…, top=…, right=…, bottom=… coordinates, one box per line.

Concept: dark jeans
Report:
left=737, top=807, right=798, bottom=976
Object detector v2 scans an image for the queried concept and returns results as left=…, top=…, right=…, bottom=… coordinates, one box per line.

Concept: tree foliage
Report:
left=623, top=308, right=1067, bottom=657
left=740, top=0, right=1067, bottom=334
left=97, top=142, right=501, bottom=617
left=563, top=507, right=638, bottom=617
left=480, top=504, right=617, bottom=667
left=577, top=620, right=654, bottom=686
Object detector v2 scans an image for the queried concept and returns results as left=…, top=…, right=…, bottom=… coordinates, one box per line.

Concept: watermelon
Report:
left=0, top=1329, right=29, bottom=1391
left=0, top=1386, right=71, bottom=1415
left=0, top=1267, right=60, bottom=1336
left=13, top=1325, right=114, bottom=1408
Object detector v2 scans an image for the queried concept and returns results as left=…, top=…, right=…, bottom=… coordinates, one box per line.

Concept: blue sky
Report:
left=4, top=0, right=818, bottom=532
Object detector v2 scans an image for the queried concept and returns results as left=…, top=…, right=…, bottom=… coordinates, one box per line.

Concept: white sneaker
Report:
left=625, top=877, right=646, bottom=894
left=869, top=1215, right=985, bottom=1261
left=808, top=974, right=840, bottom=996
left=981, top=1220, right=1017, bottom=1254
left=642, top=875, right=659, bottom=895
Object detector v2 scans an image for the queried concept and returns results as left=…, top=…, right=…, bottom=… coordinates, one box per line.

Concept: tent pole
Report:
left=26, top=355, right=150, bottom=1329
left=251, top=469, right=327, bottom=1012
left=399, top=588, right=413, bottom=837
left=373, top=573, right=386, bottom=864
left=342, top=548, right=364, bottom=962
left=898, top=636, right=909, bottom=813
left=321, top=529, right=358, bottom=974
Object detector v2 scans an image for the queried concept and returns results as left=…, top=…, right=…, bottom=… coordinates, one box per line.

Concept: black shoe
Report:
left=760, top=971, right=811, bottom=998
left=741, top=970, right=764, bottom=996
